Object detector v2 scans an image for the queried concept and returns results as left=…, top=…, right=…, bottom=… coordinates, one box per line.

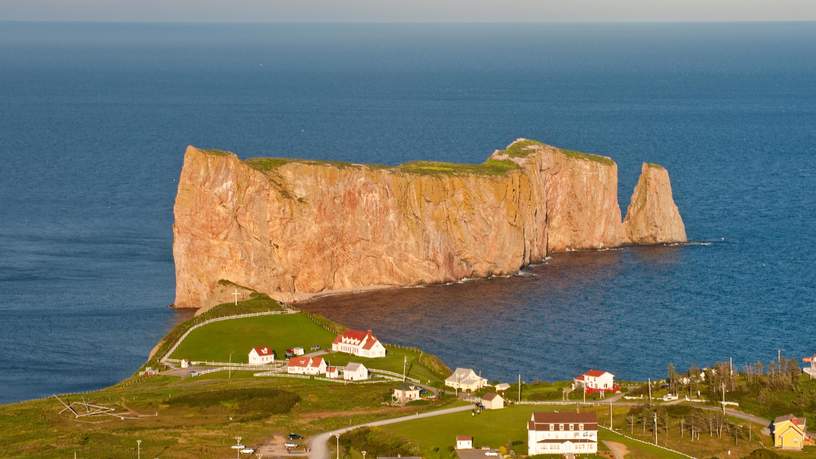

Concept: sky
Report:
left=0, top=0, right=815, bottom=23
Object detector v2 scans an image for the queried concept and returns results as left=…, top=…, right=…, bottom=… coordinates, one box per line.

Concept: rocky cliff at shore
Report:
left=172, top=139, right=686, bottom=308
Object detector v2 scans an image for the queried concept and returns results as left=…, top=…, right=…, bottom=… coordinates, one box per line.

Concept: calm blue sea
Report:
left=1, top=22, right=815, bottom=403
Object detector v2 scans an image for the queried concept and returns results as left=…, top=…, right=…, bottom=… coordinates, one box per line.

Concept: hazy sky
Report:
left=0, top=0, right=814, bottom=23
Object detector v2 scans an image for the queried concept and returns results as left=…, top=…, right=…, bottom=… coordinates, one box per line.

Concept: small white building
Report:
left=445, top=368, right=488, bottom=392
left=527, top=412, right=598, bottom=456
left=573, top=369, right=616, bottom=395
left=287, top=356, right=327, bottom=375
left=180, top=359, right=190, bottom=369
left=456, top=435, right=473, bottom=450
left=326, top=366, right=340, bottom=379
left=393, top=384, right=421, bottom=403
left=332, top=329, right=386, bottom=358
left=248, top=346, right=275, bottom=365
left=481, top=392, right=504, bottom=410
left=343, top=362, right=369, bottom=381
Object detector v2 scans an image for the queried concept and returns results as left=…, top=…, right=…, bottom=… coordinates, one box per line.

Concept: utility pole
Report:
left=137, top=439, right=142, bottom=459
left=609, top=403, right=613, bottom=429
left=778, top=349, right=782, bottom=365
left=721, top=382, right=726, bottom=411
left=653, top=412, right=658, bottom=445
left=518, top=374, right=521, bottom=403
left=403, top=355, right=407, bottom=382
left=648, top=378, right=652, bottom=405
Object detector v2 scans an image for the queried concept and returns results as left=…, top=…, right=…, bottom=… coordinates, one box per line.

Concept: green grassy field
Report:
left=326, top=346, right=447, bottom=385
left=147, top=292, right=283, bottom=368
left=171, top=313, right=335, bottom=363
left=0, top=370, right=458, bottom=459
left=377, top=404, right=776, bottom=459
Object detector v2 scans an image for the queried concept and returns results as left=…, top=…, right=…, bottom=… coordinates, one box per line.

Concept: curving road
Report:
left=308, top=404, right=474, bottom=459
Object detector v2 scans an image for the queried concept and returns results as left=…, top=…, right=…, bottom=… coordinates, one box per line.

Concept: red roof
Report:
left=333, top=329, right=381, bottom=349
left=456, top=435, right=472, bottom=441
left=253, top=346, right=273, bottom=356
left=528, top=412, right=598, bottom=431
left=288, top=356, right=324, bottom=368
left=583, top=369, right=610, bottom=378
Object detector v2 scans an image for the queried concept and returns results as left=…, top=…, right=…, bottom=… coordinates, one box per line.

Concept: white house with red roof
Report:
left=455, top=435, right=473, bottom=450
left=248, top=346, right=275, bottom=365
left=326, top=366, right=340, bottom=379
left=528, top=412, right=598, bottom=455
left=573, top=369, right=617, bottom=395
left=332, top=329, right=386, bottom=358
left=287, top=356, right=327, bottom=375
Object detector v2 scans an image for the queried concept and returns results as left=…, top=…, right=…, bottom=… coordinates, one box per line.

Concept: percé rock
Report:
left=623, top=163, right=688, bottom=244
left=172, top=139, right=686, bottom=308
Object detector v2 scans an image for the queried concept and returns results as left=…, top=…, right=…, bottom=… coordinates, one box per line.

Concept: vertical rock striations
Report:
left=172, top=139, right=686, bottom=308
left=623, top=163, right=687, bottom=244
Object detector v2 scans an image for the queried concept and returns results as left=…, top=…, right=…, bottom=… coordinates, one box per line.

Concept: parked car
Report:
left=284, top=441, right=300, bottom=448
left=189, top=370, right=200, bottom=377
left=288, top=433, right=304, bottom=440
left=310, top=344, right=321, bottom=351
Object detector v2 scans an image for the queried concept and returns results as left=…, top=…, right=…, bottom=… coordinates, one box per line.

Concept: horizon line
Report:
left=2, top=19, right=816, bottom=25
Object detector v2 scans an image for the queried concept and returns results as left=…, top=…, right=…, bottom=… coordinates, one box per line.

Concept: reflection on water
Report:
left=300, top=244, right=778, bottom=382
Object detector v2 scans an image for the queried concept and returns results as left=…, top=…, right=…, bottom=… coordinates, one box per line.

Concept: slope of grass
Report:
left=561, top=149, right=615, bottom=166
left=146, top=293, right=283, bottom=369
left=0, top=371, right=447, bottom=458
left=326, top=345, right=448, bottom=385
left=379, top=403, right=768, bottom=459
left=396, top=158, right=519, bottom=176
left=171, top=313, right=335, bottom=363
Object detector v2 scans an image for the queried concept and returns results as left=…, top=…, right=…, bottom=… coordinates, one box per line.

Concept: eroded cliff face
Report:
left=173, top=140, right=686, bottom=308
left=623, top=163, right=687, bottom=244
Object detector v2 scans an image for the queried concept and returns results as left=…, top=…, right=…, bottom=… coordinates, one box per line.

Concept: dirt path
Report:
left=603, top=440, right=629, bottom=459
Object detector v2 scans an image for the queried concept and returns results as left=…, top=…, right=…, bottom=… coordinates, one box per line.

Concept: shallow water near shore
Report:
left=1, top=22, right=815, bottom=403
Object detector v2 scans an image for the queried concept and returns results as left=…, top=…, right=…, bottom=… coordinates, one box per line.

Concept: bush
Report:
left=340, top=427, right=417, bottom=458
left=166, top=388, right=300, bottom=414
left=745, top=449, right=787, bottom=459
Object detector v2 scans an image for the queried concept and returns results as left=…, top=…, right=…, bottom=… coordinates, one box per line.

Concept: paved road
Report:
left=308, top=404, right=474, bottom=459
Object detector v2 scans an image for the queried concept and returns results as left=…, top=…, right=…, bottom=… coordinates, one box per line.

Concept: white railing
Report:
left=160, top=309, right=297, bottom=364
left=368, top=368, right=420, bottom=384
left=598, top=426, right=695, bottom=459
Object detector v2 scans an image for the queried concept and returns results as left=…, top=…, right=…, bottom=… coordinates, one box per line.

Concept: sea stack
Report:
left=623, top=163, right=687, bottom=244
left=172, top=139, right=686, bottom=308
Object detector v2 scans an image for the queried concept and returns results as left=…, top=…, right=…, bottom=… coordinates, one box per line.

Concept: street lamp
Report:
left=335, top=434, right=340, bottom=459
left=137, top=440, right=142, bottom=459
left=234, top=436, right=243, bottom=459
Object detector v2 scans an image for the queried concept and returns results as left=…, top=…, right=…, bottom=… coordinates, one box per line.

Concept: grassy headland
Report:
left=206, top=138, right=617, bottom=179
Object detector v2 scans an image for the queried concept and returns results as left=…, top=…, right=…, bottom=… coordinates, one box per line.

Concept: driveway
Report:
left=308, top=404, right=474, bottom=459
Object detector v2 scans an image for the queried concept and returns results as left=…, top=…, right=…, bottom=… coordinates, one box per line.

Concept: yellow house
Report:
left=772, top=414, right=806, bottom=450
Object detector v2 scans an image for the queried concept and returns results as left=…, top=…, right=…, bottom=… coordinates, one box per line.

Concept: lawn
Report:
left=170, top=313, right=335, bottom=363
left=377, top=403, right=772, bottom=459
left=0, top=370, right=458, bottom=458
left=325, top=346, right=447, bottom=385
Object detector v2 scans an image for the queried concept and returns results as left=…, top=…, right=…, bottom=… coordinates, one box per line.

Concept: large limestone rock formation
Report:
left=623, top=163, right=687, bottom=244
left=172, top=139, right=686, bottom=308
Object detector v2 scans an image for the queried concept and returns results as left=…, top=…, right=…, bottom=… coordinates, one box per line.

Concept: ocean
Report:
left=1, top=22, right=814, bottom=403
